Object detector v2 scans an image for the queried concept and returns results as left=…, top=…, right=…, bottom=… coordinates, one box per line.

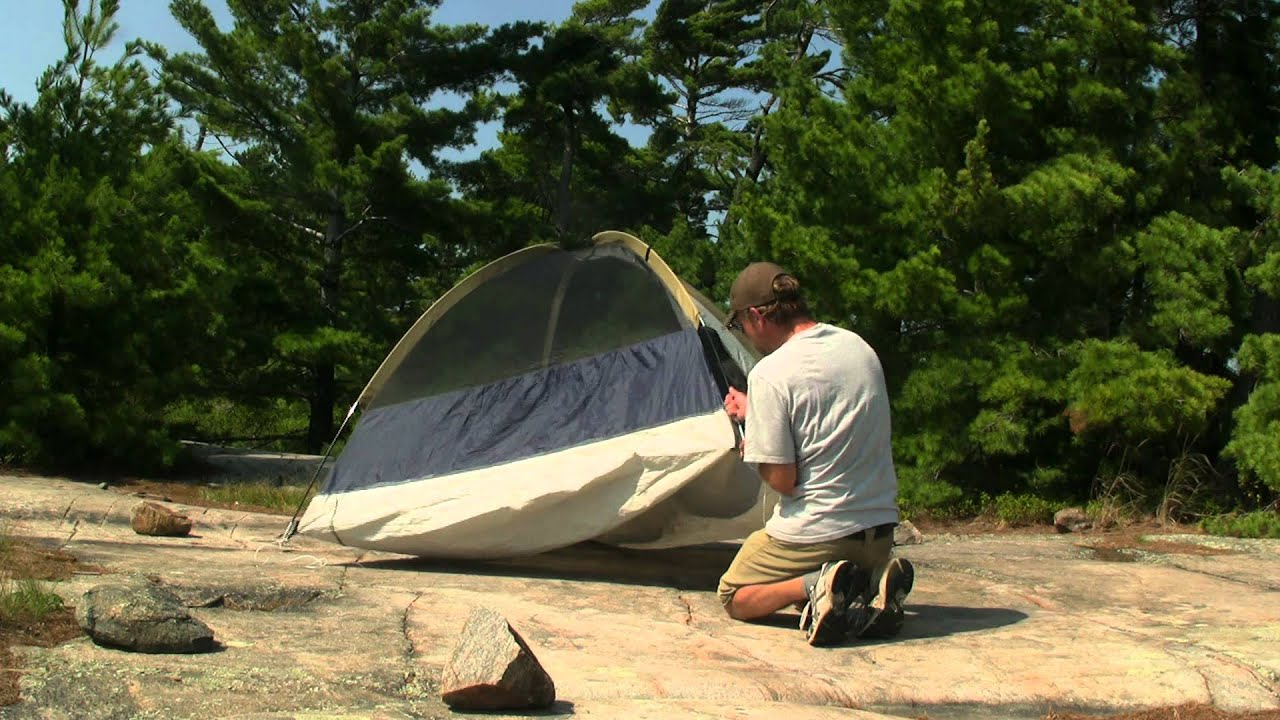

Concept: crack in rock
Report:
left=1196, top=664, right=1216, bottom=706
left=1200, top=648, right=1280, bottom=702
left=401, top=591, right=425, bottom=661
left=1164, top=563, right=1280, bottom=593
left=676, top=593, right=694, bottom=626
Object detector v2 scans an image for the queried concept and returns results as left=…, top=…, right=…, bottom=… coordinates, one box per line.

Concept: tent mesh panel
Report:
left=371, top=246, right=685, bottom=408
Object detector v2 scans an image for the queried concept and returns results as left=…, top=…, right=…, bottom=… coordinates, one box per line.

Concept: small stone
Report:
left=77, top=581, right=216, bottom=654
left=131, top=501, right=193, bottom=537
left=894, top=520, right=924, bottom=546
left=98, top=482, right=109, bottom=490
left=441, top=607, right=556, bottom=711
left=1054, top=507, right=1093, bottom=533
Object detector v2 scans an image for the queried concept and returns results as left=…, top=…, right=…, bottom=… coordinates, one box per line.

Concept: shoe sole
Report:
left=806, top=562, right=852, bottom=646
left=860, top=558, right=915, bottom=639
left=888, top=558, right=915, bottom=605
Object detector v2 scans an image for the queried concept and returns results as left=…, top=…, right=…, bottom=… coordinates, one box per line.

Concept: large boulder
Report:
left=76, top=581, right=216, bottom=653
left=130, top=501, right=193, bottom=537
left=440, top=607, right=556, bottom=711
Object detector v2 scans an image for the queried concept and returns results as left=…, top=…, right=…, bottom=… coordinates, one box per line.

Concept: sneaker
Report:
left=843, top=581, right=877, bottom=638
left=859, top=557, right=915, bottom=639
left=803, top=560, right=866, bottom=647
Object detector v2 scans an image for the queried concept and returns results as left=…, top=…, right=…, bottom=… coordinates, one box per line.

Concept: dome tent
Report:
left=295, top=231, right=772, bottom=559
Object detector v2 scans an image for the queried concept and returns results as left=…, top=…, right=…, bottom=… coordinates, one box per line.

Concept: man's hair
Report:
left=759, top=273, right=811, bottom=325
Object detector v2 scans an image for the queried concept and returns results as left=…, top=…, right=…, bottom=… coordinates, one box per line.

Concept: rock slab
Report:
left=130, top=501, right=193, bottom=537
left=441, top=606, right=556, bottom=711
left=76, top=581, right=216, bottom=653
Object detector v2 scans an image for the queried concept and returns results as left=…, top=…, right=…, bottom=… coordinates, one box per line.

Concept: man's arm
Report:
left=740, top=377, right=798, bottom=496
left=756, top=462, right=798, bottom=497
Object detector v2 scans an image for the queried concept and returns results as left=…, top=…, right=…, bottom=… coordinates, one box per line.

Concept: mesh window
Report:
left=371, top=246, right=685, bottom=408
left=544, top=253, right=684, bottom=365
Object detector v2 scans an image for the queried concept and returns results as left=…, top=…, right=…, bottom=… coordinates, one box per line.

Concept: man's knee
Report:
left=719, top=587, right=740, bottom=619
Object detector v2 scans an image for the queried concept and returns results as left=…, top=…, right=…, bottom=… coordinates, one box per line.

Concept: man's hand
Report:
left=724, top=387, right=747, bottom=423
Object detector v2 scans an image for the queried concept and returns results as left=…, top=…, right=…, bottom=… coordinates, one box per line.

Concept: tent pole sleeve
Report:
left=541, top=261, right=580, bottom=367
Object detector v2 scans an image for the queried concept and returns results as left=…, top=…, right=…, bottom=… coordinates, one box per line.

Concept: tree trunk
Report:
left=555, top=104, right=577, bottom=240
left=719, top=25, right=816, bottom=236
left=307, top=206, right=345, bottom=453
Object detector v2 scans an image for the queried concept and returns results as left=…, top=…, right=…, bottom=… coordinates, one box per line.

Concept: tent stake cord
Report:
left=280, top=402, right=359, bottom=542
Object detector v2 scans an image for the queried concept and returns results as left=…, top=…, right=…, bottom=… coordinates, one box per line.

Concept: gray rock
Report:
left=440, top=607, right=555, bottom=711
left=1054, top=507, right=1093, bottom=533
left=131, top=501, right=193, bottom=537
left=76, top=581, right=216, bottom=653
left=894, top=520, right=924, bottom=546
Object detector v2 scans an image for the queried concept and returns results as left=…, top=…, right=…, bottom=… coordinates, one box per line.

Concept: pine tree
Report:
left=1223, top=147, right=1280, bottom=497
left=458, top=0, right=669, bottom=246
left=724, top=0, right=1255, bottom=507
left=638, top=0, right=841, bottom=287
left=0, top=0, right=214, bottom=468
left=153, top=0, right=533, bottom=450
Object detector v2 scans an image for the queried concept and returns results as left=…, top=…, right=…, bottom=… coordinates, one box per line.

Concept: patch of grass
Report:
left=1091, top=467, right=1147, bottom=529
left=990, top=493, right=1056, bottom=527
left=0, top=577, right=64, bottom=626
left=0, top=524, right=76, bottom=627
left=199, top=482, right=313, bottom=514
left=0, top=524, right=86, bottom=706
left=1158, top=448, right=1218, bottom=526
left=1201, top=510, right=1280, bottom=539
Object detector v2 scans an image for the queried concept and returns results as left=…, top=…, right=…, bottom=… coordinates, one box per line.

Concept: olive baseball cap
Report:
left=727, top=261, right=789, bottom=327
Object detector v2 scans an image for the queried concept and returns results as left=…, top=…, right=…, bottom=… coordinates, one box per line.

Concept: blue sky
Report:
left=0, top=0, right=651, bottom=155
left=0, top=1, right=581, bottom=103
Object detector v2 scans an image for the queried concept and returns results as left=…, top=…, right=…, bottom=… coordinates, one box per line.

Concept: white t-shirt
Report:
left=743, top=323, right=899, bottom=543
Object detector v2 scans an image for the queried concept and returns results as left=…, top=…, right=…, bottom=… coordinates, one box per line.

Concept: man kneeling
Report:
left=718, top=261, right=913, bottom=646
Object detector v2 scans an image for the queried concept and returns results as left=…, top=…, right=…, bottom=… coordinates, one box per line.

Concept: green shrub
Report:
left=1201, top=510, right=1280, bottom=539
left=898, top=478, right=968, bottom=521
left=991, top=492, right=1056, bottom=526
left=164, top=397, right=310, bottom=453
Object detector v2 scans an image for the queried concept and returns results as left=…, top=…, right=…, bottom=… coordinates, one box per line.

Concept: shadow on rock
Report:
left=453, top=701, right=578, bottom=717
left=747, top=604, right=1028, bottom=643
left=351, top=541, right=739, bottom=591
left=873, top=604, right=1029, bottom=643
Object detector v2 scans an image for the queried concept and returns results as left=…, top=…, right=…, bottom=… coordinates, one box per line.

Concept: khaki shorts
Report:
left=717, top=527, right=895, bottom=609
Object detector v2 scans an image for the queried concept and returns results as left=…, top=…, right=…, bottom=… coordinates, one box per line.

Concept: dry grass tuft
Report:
left=0, top=525, right=88, bottom=706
